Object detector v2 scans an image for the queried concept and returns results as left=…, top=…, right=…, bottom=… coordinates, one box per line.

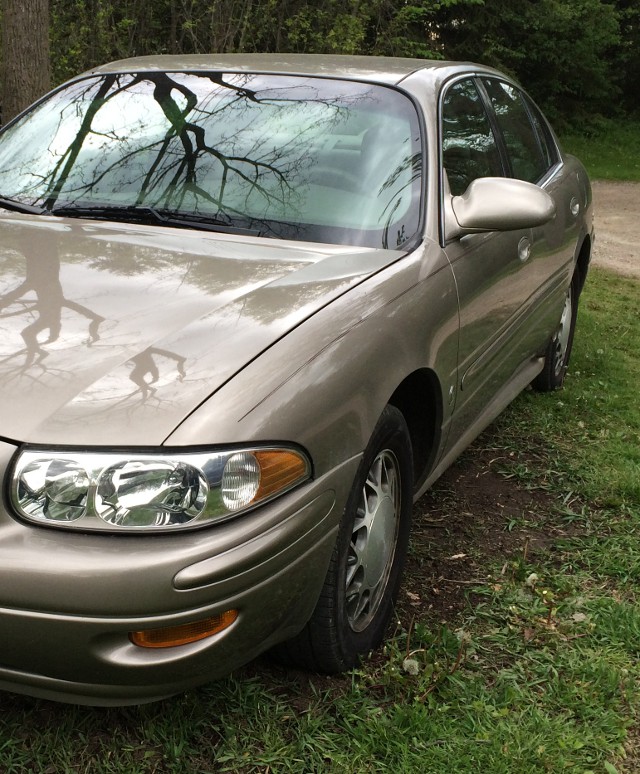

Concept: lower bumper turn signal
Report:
left=130, top=610, right=239, bottom=648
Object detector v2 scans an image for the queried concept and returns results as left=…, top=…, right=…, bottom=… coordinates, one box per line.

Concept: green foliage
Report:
left=560, top=119, right=640, bottom=182
left=609, top=0, right=640, bottom=113
left=284, top=3, right=368, bottom=54
left=434, top=0, right=621, bottom=125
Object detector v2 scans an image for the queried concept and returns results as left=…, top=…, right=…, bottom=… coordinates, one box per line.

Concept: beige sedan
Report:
left=0, top=54, right=592, bottom=704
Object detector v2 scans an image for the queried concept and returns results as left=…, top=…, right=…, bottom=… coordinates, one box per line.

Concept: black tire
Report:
left=532, top=274, right=579, bottom=392
left=272, top=405, right=413, bottom=673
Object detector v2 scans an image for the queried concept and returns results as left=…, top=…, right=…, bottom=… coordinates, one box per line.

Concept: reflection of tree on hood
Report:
left=128, top=347, right=187, bottom=399
left=0, top=231, right=104, bottom=364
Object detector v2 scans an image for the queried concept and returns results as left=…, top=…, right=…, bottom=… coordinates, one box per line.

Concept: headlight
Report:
left=10, top=446, right=311, bottom=532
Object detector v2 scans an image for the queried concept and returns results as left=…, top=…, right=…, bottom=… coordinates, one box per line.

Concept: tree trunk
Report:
left=1, top=0, right=51, bottom=124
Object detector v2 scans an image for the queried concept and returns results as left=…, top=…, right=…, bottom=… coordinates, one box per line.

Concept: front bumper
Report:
left=0, top=440, right=359, bottom=705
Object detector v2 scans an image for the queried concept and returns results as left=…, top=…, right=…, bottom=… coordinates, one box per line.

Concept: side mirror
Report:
left=444, top=176, right=556, bottom=242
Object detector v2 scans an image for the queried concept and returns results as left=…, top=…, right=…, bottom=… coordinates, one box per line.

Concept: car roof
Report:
left=87, top=53, right=476, bottom=86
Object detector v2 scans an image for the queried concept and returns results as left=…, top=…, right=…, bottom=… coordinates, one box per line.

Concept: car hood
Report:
left=0, top=213, right=402, bottom=445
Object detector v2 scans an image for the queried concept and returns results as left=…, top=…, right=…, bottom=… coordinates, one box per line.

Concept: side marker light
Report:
left=130, top=610, right=238, bottom=648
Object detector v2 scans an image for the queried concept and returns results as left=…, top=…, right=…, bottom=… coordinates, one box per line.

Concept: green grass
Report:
left=514, top=269, right=640, bottom=507
left=0, top=269, right=638, bottom=773
left=560, top=119, right=640, bottom=181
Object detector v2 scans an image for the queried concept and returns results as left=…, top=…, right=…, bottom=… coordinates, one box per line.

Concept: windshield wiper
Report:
left=0, top=196, right=46, bottom=216
left=49, top=204, right=262, bottom=237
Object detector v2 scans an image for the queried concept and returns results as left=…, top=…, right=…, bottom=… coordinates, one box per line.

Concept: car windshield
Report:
left=0, top=71, right=422, bottom=248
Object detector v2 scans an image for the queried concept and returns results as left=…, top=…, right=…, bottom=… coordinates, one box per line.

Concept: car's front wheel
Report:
left=273, top=405, right=413, bottom=672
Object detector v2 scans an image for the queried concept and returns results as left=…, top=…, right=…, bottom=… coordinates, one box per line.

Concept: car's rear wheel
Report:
left=272, top=405, right=413, bottom=672
left=532, top=275, right=578, bottom=392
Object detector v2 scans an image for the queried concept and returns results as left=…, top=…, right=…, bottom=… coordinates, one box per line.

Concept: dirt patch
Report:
left=398, top=434, right=569, bottom=627
left=592, top=181, right=640, bottom=279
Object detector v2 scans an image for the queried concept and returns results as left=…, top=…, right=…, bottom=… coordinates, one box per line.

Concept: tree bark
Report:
left=1, top=0, right=51, bottom=124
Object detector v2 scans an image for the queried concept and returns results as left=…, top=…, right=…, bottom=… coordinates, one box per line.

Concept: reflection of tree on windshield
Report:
left=42, top=75, right=121, bottom=210
left=0, top=232, right=104, bottom=368
left=0, top=71, right=422, bottom=248
left=137, top=73, right=301, bottom=217
left=39, top=73, right=348, bottom=229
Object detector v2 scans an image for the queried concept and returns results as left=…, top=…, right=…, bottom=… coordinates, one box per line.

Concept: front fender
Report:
left=166, top=240, right=459, bottom=478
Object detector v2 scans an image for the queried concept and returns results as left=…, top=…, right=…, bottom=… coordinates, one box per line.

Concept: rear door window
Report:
left=481, top=79, right=549, bottom=183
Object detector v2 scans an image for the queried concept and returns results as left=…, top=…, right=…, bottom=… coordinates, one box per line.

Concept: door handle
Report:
left=518, top=236, right=531, bottom=262
left=570, top=197, right=580, bottom=217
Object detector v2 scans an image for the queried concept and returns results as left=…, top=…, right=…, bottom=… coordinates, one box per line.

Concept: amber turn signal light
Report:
left=130, top=610, right=238, bottom=648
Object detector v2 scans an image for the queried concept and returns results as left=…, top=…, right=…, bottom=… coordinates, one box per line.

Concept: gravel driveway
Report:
left=592, top=181, right=640, bottom=278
